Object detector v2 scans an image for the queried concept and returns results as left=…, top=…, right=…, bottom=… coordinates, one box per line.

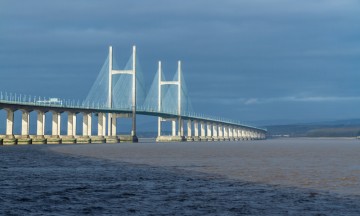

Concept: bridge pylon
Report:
left=108, top=46, right=138, bottom=142
left=156, top=60, right=186, bottom=142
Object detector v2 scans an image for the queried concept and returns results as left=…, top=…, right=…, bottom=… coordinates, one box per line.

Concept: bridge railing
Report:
left=0, top=91, right=266, bottom=131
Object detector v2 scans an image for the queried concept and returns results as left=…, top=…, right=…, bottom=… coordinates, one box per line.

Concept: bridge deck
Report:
left=0, top=100, right=266, bottom=132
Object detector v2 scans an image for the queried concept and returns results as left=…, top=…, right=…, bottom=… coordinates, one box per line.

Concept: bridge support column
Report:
left=105, top=113, right=119, bottom=143
left=236, top=129, right=240, bottom=141
left=194, top=121, right=200, bottom=141
left=111, top=114, right=117, bottom=136
left=158, top=117, right=162, bottom=137
left=241, top=129, right=245, bottom=140
left=242, top=130, right=247, bottom=140
left=21, top=111, right=29, bottom=136
left=172, top=120, right=176, bottom=136
left=261, top=132, right=266, bottom=140
left=36, top=111, right=45, bottom=136
left=97, top=113, right=106, bottom=136
left=253, top=131, right=258, bottom=140
left=229, top=127, right=234, bottom=141
left=246, top=130, right=251, bottom=140
left=63, top=112, right=76, bottom=144
left=83, top=114, right=89, bottom=136
left=228, top=127, right=232, bottom=141
left=178, top=119, right=184, bottom=138
left=6, top=109, right=14, bottom=136
left=156, top=118, right=185, bottom=142
left=47, top=112, right=61, bottom=144
left=17, top=110, right=31, bottom=145
left=218, top=125, right=224, bottom=141
left=88, top=113, right=92, bottom=136
left=92, top=113, right=106, bottom=143
left=233, top=128, right=237, bottom=141
left=186, top=120, right=194, bottom=141
left=51, top=112, right=61, bottom=136
left=231, top=128, right=236, bottom=141
left=250, top=131, right=255, bottom=140
left=200, top=122, right=207, bottom=141
left=252, top=131, right=256, bottom=140
left=107, top=113, right=112, bottom=137
left=116, top=113, right=136, bottom=143
left=237, top=129, right=241, bottom=140
left=206, top=123, right=213, bottom=141
left=31, top=111, right=46, bottom=144
left=213, top=124, right=218, bottom=141
left=3, top=109, right=16, bottom=145
left=224, top=126, right=229, bottom=141
left=78, top=113, right=91, bottom=144
left=67, top=112, right=76, bottom=136
left=254, top=131, right=258, bottom=140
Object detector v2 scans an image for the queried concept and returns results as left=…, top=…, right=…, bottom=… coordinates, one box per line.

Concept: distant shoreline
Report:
left=268, top=136, right=359, bottom=139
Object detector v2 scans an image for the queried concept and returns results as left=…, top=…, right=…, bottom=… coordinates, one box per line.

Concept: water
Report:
left=1, top=138, right=360, bottom=215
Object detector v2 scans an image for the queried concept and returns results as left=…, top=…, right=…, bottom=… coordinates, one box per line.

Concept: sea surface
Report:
left=1, top=138, right=360, bottom=215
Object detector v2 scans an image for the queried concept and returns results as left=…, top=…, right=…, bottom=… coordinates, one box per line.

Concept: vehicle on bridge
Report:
left=36, top=98, right=63, bottom=105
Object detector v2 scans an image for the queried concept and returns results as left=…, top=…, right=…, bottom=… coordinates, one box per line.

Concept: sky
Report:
left=1, top=0, right=360, bottom=126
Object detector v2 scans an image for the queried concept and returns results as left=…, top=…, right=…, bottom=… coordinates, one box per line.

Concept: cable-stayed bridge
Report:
left=0, top=46, right=266, bottom=145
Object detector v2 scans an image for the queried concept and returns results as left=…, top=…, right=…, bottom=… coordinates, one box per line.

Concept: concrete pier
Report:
left=32, top=111, right=46, bottom=144
left=223, top=126, right=229, bottom=141
left=77, top=112, right=92, bottom=144
left=229, top=127, right=234, bottom=141
left=21, top=110, right=29, bottom=136
left=200, top=121, right=207, bottom=141
left=3, top=109, right=16, bottom=145
left=213, top=124, right=219, bottom=141
left=218, top=125, right=224, bottom=141
left=6, top=109, right=14, bottom=136
left=17, top=110, right=31, bottom=145
left=106, top=114, right=120, bottom=143
left=156, top=117, right=185, bottom=142
left=178, top=119, right=184, bottom=138
left=206, top=123, right=213, bottom=141
left=48, top=112, right=61, bottom=144
left=193, top=121, right=200, bottom=141
left=186, top=120, right=194, bottom=141
left=82, top=113, right=90, bottom=136
left=98, top=113, right=106, bottom=136
left=63, top=112, right=76, bottom=144
left=172, top=120, right=176, bottom=136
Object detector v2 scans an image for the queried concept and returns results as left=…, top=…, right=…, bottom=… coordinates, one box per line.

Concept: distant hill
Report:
left=264, top=119, right=360, bottom=138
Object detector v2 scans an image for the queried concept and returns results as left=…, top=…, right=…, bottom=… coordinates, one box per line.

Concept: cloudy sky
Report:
left=1, top=0, right=360, bottom=125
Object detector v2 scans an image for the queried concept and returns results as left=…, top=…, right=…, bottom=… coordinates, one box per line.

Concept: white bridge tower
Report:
left=108, top=46, right=138, bottom=142
left=156, top=60, right=185, bottom=142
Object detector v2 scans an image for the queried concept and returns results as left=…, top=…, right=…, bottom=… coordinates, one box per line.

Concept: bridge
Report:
left=0, top=46, right=266, bottom=145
